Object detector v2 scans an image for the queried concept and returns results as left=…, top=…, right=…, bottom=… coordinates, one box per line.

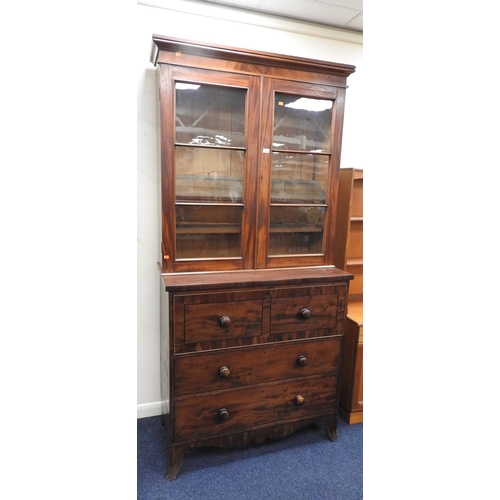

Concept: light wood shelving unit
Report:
left=334, top=168, right=363, bottom=424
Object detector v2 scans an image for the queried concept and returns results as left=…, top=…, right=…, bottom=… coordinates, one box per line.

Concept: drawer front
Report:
left=174, top=375, right=337, bottom=443
left=173, top=290, right=270, bottom=352
left=184, top=299, right=262, bottom=343
left=270, top=285, right=341, bottom=335
left=175, top=337, right=341, bottom=396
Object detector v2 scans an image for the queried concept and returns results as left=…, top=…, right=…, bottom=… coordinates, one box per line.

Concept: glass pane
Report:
left=271, top=152, right=328, bottom=204
left=176, top=83, right=245, bottom=147
left=176, top=205, right=243, bottom=258
left=268, top=206, right=325, bottom=255
left=273, top=93, right=333, bottom=152
left=176, top=147, right=244, bottom=203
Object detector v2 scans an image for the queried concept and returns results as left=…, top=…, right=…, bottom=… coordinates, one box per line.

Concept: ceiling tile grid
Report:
left=202, top=0, right=363, bottom=32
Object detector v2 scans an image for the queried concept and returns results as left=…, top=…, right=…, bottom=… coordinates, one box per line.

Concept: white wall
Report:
left=136, top=0, right=364, bottom=417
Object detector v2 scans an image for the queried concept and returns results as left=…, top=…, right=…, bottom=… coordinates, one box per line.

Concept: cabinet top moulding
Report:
left=150, top=35, right=356, bottom=86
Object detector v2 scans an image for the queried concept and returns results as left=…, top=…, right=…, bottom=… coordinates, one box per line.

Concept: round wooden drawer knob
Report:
left=219, top=315, right=231, bottom=328
left=297, top=355, right=308, bottom=366
left=300, top=308, right=312, bottom=319
left=294, top=395, right=305, bottom=406
left=219, top=366, right=231, bottom=378
left=218, top=408, right=230, bottom=421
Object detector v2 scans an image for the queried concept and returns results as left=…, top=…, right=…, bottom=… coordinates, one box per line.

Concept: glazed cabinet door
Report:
left=256, top=79, right=345, bottom=269
left=158, top=66, right=260, bottom=273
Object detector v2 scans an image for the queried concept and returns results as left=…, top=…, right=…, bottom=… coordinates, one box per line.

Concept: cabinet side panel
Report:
left=158, top=64, right=175, bottom=272
left=326, top=89, right=346, bottom=266
left=333, top=168, right=353, bottom=270
left=160, top=281, right=170, bottom=415
left=156, top=68, right=163, bottom=267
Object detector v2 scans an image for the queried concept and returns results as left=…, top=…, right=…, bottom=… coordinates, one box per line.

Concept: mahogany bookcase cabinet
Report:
left=150, top=34, right=356, bottom=480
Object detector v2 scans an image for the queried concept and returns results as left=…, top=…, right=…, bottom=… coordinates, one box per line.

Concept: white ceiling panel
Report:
left=204, top=0, right=263, bottom=7
left=201, top=0, right=363, bottom=32
left=345, top=11, right=362, bottom=31
left=261, top=0, right=361, bottom=26
left=314, top=0, right=362, bottom=9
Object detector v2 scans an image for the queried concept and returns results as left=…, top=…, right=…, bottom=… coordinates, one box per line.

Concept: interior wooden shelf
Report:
left=176, top=175, right=326, bottom=205
left=177, top=224, right=324, bottom=234
left=176, top=225, right=241, bottom=234
left=270, top=225, right=323, bottom=233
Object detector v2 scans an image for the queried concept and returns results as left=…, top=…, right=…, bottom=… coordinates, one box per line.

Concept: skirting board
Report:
left=137, top=399, right=169, bottom=419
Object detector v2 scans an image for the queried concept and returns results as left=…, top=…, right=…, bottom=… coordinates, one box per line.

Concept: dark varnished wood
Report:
left=174, top=375, right=337, bottom=443
left=165, top=277, right=350, bottom=478
left=324, top=412, right=339, bottom=441
left=167, top=446, right=185, bottom=481
left=163, top=266, right=352, bottom=292
left=256, top=77, right=344, bottom=270
left=183, top=297, right=263, bottom=344
left=151, top=35, right=356, bottom=82
left=170, top=278, right=350, bottom=354
left=155, top=38, right=354, bottom=273
left=175, top=336, right=341, bottom=396
left=153, top=36, right=355, bottom=480
left=270, top=286, right=339, bottom=334
left=164, top=273, right=352, bottom=478
left=158, top=65, right=260, bottom=273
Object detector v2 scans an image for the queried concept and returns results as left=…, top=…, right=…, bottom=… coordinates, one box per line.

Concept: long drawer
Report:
left=174, top=375, right=337, bottom=443
left=175, top=337, right=341, bottom=396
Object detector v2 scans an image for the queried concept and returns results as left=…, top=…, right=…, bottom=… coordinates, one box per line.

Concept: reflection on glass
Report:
left=176, top=148, right=244, bottom=203
left=271, top=152, right=328, bottom=204
left=176, top=205, right=243, bottom=258
left=268, top=206, right=325, bottom=255
left=273, top=93, right=333, bottom=152
left=176, top=83, right=246, bottom=147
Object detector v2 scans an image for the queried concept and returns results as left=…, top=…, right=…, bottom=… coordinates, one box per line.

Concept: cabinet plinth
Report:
left=152, top=35, right=355, bottom=479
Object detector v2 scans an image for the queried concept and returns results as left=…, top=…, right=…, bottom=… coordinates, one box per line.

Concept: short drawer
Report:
left=174, top=375, right=337, bottom=443
left=175, top=337, right=341, bottom=396
left=270, top=285, right=341, bottom=334
left=173, top=289, right=270, bottom=352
